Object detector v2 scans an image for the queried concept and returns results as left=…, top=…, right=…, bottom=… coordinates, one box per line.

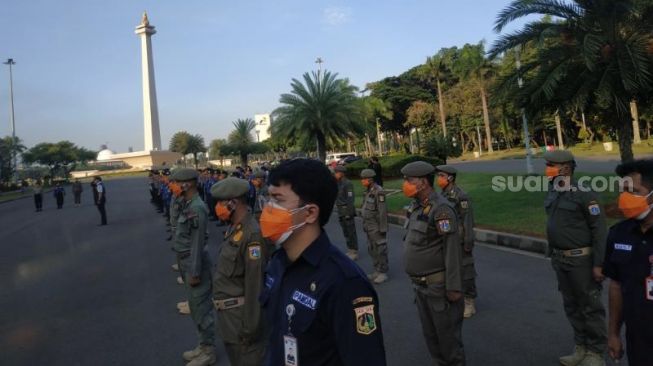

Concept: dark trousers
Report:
left=56, top=195, right=64, bottom=209
left=74, top=192, right=81, bottom=204
left=34, top=194, right=43, bottom=211
left=97, top=202, right=107, bottom=225
left=338, top=215, right=358, bottom=251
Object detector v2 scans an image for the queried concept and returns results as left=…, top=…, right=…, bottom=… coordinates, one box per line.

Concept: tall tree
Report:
left=227, top=118, right=261, bottom=167
left=273, top=71, right=364, bottom=162
left=491, top=0, right=653, bottom=162
left=169, top=131, right=206, bottom=168
left=417, top=48, right=458, bottom=136
left=0, top=136, right=25, bottom=184
left=452, top=42, right=496, bottom=153
left=22, top=141, right=95, bottom=178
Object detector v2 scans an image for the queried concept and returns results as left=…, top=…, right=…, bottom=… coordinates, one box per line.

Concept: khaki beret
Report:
left=400, top=161, right=435, bottom=177
left=334, top=165, right=347, bottom=173
left=170, top=168, right=199, bottom=181
left=210, top=177, right=250, bottom=200
left=436, top=165, right=457, bottom=175
left=360, top=169, right=376, bottom=178
left=543, top=150, right=575, bottom=163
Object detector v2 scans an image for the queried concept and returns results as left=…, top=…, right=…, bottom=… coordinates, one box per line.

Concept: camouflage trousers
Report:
left=178, top=253, right=216, bottom=346
left=366, top=230, right=388, bottom=273
left=462, top=250, right=477, bottom=298
left=551, top=255, right=606, bottom=354
left=338, top=215, right=358, bottom=251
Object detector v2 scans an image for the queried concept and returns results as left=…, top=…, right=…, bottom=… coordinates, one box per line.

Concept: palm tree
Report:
left=169, top=131, right=206, bottom=168
left=491, top=0, right=653, bottom=162
left=228, top=118, right=256, bottom=167
left=272, top=71, right=364, bottom=162
left=418, top=53, right=450, bottom=136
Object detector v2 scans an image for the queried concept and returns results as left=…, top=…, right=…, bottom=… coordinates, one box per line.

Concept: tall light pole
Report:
left=4, top=58, right=17, bottom=179
left=515, top=48, right=534, bottom=175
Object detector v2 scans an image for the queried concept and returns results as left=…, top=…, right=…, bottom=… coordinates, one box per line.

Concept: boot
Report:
left=186, top=345, right=216, bottom=366
left=367, top=271, right=380, bottom=280
left=177, top=302, right=190, bottom=315
left=346, top=250, right=358, bottom=261
left=176, top=276, right=184, bottom=285
left=577, top=351, right=605, bottom=366
left=182, top=345, right=202, bottom=361
left=559, top=345, right=586, bottom=366
left=373, top=273, right=388, bottom=284
left=171, top=263, right=179, bottom=271
left=463, top=297, right=476, bottom=318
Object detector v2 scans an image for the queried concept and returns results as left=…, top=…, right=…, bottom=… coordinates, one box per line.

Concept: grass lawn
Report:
left=352, top=172, right=622, bottom=238
left=0, top=190, right=32, bottom=203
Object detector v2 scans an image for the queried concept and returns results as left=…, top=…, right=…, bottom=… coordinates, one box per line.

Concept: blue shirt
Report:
left=603, top=219, right=653, bottom=366
left=260, top=231, right=386, bottom=366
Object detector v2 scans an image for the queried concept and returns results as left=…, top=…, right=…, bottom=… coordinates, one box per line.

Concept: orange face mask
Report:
left=215, top=202, right=232, bottom=221
left=170, top=183, right=182, bottom=197
left=335, top=172, right=344, bottom=180
left=402, top=181, right=419, bottom=198
left=618, top=191, right=653, bottom=219
left=253, top=179, right=262, bottom=188
left=545, top=165, right=560, bottom=178
left=259, top=201, right=307, bottom=245
left=361, top=179, right=371, bottom=188
left=437, top=176, right=449, bottom=189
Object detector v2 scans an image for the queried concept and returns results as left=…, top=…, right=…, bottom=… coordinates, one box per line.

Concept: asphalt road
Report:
left=0, top=177, right=627, bottom=366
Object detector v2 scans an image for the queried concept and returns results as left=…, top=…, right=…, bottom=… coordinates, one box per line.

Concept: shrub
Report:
left=345, top=154, right=443, bottom=179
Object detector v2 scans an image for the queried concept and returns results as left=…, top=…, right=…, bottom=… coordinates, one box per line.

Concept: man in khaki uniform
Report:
left=401, top=161, right=465, bottom=365
left=211, top=177, right=272, bottom=365
left=334, top=165, right=359, bottom=260
left=170, top=168, right=216, bottom=366
left=360, top=168, right=389, bottom=284
left=436, top=165, right=477, bottom=318
left=544, top=150, right=607, bottom=366
left=252, top=169, right=268, bottom=220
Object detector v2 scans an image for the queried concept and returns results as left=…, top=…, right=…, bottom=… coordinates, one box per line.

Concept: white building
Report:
left=254, top=114, right=272, bottom=142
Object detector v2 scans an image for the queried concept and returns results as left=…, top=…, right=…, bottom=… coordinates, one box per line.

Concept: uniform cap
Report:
left=210, top=177, right=250, bottom=200
left=360, top=169, right=376, bottom=178
left=170, top=168, right=199, bottom=181
left=253, top=169, right=266, bottom=179
left=436, top=165, right=457, bottom=175
left=543, top=150, right=575, bottom=163
left=334, top=165, right=347, bottom=173
left=400, top=161, right=435, bottom=177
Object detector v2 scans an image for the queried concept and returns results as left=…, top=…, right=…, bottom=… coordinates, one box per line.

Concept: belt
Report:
left=410, top=271, right=445, bottom=286
left=213, top=297, right=245, bottom=311
left=176, top=251, right=191, bottom=259
left=551, top=246, right=592, bottom=257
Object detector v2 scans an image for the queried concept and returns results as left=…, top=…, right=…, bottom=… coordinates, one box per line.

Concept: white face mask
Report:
left=636, top=191, right=653, bottom=220
left=274, top=221, right=307, bottom=247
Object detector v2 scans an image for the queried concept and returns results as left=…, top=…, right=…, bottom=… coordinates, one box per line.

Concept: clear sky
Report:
left=0, top=0, right=525, bottom=152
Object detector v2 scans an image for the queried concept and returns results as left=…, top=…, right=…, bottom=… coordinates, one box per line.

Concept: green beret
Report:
left=401, top=161, right=435, bottom=177
left=360, top=169, right=376, bottom=178
left=170, top=168, right=199, bottom=181
left=210, top=177, right=250, bottom=200
left=334, top=165, right=347, bottom=173
left=436, top=165, right=457, bottom=175
left=543, top=150, right=575, bottom=163
left=253, top=170, right=266, bottom=179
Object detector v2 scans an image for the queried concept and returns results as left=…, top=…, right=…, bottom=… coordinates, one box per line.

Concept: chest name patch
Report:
left=265, top=274, right=275, bottom=289
left=292, top=290, right=317, bottom=310
left=614, top=243, right=632, bottom=251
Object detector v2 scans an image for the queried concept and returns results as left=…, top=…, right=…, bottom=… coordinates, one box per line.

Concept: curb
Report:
left=356, top=209, right=549, bottom=255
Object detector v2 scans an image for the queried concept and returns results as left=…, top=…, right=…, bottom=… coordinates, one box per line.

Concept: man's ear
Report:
left=304, top=204, right=320, bottom=225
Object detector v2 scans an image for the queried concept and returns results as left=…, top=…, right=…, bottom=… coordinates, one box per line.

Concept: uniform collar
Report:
left=298, top=230, right=330, bottom=267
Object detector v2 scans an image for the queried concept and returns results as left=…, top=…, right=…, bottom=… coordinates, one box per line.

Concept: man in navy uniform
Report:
left=603, top=159, right=653, bottom=366
left=259, top=158, right=387, bottom=366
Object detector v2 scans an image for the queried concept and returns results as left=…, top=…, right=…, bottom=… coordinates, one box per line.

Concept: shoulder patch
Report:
left=354, top=305, right=377, bottom=335
left=248, top=244, right=261, bottom=260
left=588, top=203, right=601, bottom=216
left=347, top=190, right=353, bottom=197
left=437, top=219, right=452, bottom=234
left=378, top=194, right=385, bottom=202
left=460, top=200, right=469, bottom=209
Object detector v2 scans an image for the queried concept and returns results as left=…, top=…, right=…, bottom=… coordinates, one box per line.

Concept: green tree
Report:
left=0, top=136, right=25, bottom=184
left=417, top=48, right=458, bottom=136
left=169, top=131, right=206, bottom=168
left=22, top=141, right=95, bottom=178
left=361, top=95, right=393, bottom=155
left=406, top=101, right=436, bottom=129
left=273, top=71, right=364, bottom=162
left=451, top=42, right=496, bottom=153
left=421, top=132, right=462, bottom=164
left=226, top=118, right=267, bottom=167
left=491, top=0, right=653, bottom=162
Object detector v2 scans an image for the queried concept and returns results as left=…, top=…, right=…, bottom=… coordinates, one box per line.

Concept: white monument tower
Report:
left=135, top=12, right=161, bottom=151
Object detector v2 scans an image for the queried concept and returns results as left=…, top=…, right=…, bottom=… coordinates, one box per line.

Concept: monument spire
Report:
left=135, top=11, right=161, bottom=151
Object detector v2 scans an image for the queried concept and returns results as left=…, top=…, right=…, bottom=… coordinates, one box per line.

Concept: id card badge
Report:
left=646, top=276, right=653, bottom=301
left=284, top=335, right=299, bottom=366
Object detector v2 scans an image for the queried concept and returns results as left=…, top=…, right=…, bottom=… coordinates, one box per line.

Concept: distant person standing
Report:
left=53, top=183, right=65, bottom=209
left=334, top=165, right=359, bottom=260
left=368, top=156, right=383, bottom=187
left=33, top=180, right=43, bottom=212
left=93, top=177, right=107, bottom=225
left=72, top=179, right=83, bottom=206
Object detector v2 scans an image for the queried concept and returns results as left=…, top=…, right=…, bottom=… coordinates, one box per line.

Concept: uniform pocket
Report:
left=406, top=220, right=429, bottom=245
left=218, top=245, right=240, bottom=277
left=609, top=249, right=632, bottom=265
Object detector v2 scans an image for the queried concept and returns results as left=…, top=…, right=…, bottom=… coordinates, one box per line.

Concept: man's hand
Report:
left=446, top=290, right=462, bottom=302
left=608, top=334, right=623, bottom=361
left=592, top=266, right=605, bottom=283
left=188, top=276, right=201, bottom=287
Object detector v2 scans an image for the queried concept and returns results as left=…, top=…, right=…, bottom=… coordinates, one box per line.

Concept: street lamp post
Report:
left=515, top=48, right=534, bottom=175
left=4, top=58, right=17, bottom=180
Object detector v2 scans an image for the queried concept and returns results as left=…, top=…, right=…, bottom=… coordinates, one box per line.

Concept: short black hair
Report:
left=268, top=158, right=337, bottom=226
left=615, top=159, right=653, bottom=190
left=424, top=173, right=435, bottom=187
